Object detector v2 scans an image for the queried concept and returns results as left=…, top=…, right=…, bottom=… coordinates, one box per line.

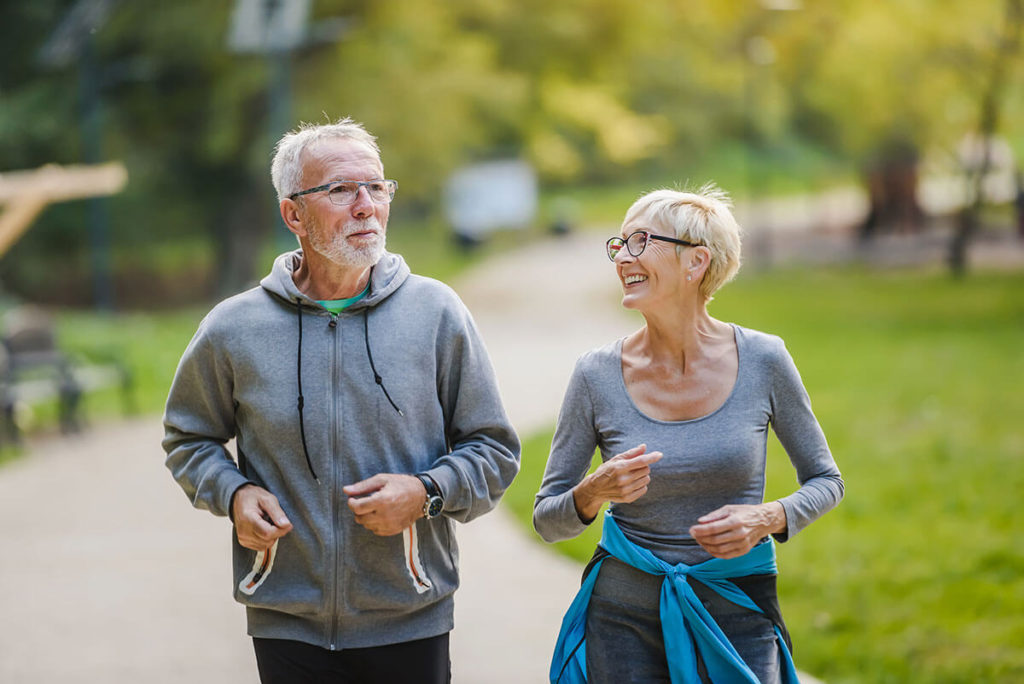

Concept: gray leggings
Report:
left=584, top=556, right=789, bottom=684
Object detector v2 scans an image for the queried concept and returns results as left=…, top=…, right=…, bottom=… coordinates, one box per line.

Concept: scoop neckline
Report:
left=615, top=323, right=742, bottom=425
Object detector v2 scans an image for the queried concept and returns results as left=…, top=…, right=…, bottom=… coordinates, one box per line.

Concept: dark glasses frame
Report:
left=606, top=230, right=702, bottom=261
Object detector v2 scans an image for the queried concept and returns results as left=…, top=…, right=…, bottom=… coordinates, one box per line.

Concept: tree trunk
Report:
left=859, top=140, right=924, bottom=241
left=949, top=0, right=1023, bottom=277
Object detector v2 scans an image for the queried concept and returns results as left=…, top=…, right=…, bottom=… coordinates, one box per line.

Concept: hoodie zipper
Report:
left=328, top=312, right=340, bottom=649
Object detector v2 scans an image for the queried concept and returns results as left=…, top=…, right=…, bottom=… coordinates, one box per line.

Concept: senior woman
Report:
left=534, top=186, right=844, bottom=684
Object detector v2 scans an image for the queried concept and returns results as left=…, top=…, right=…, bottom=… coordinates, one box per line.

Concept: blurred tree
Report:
left=87, top=1, right=275, bottom=297
left=1, top=1, right=277, bottom=304
left=0, top=1, right=92, bottom=302
left=776, top=0, right=1024, bottom=255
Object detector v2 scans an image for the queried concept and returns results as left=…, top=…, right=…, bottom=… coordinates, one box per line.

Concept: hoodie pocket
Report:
left=347, top=518, right=458, bottom=612
left=402, top=523, right=433, bottom=594
left=238, top=540, right=278, bottom=596
left=231, top=530, right=326, bottom=615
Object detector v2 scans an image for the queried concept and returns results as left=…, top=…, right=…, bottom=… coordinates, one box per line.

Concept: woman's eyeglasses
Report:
left=606, top=230, right=701, bottom=261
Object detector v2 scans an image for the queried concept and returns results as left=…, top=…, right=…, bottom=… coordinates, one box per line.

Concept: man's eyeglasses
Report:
left=289, top=179, right=398, bottom=206
left=606, top=230, right=702, bottom=261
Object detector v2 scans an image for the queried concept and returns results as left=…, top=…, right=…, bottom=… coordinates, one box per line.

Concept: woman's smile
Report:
left=623, top=273, right=648, bottom=286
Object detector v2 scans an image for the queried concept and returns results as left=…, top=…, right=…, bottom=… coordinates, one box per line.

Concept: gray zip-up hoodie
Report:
left=162, top=249, right=520, bottom=650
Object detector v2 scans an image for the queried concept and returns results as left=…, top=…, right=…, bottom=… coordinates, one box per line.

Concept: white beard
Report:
left=306, top=216, right=386, bottom=268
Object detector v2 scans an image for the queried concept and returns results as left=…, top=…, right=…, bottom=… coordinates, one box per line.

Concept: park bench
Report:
left=0, top=306, right=133, bottom=445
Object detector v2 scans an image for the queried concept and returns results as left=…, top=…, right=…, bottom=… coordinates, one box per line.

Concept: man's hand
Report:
left=232, top=484, right=293, bottom=551
left=689, top=502, right=787, bottom=559
left=344, top=474, right=427, bottom=536
left=572, top=444, right=663, bottom=523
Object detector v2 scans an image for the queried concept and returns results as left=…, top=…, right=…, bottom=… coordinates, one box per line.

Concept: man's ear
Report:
left=280, top=198, right=307, bottom=238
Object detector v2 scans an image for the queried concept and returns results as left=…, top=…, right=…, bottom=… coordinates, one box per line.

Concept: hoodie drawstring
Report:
left=364, top=307, right=404, bottom=416
left=295, top=300, right=320, bottom=483
left=294, top=296, right=405, bottom=482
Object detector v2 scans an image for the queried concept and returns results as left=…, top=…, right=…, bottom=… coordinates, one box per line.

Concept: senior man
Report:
left=162, top=117, right=520, bottom=684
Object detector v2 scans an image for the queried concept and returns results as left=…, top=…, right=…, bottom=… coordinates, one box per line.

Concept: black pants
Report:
left=253, top=633, right=451, bottom=684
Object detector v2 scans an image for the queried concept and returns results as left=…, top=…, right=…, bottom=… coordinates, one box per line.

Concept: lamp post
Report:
left=227, top=0, right=352, bottom=250
left=228, top=0, right=311, bottom=249
left=38, top=0, right=120, bottom=310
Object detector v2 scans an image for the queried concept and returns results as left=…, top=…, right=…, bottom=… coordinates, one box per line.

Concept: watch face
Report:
left=426, top=496, right=443, bottom=518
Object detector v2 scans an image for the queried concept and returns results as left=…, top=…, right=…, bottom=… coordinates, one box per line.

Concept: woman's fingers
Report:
left=690, top=504, right=777, bottom=558
left=696, top=505, right=732, bottom=524
left=612, top=444, right=648, bottom=460
left=607, top=472, right=652, bottom=503
left=583, top=447, right=663, bottom=509
left=602, top=451, right=661, bottom=477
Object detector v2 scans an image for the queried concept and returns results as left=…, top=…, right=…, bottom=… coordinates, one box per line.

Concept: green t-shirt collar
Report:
left=317, top=283, right=370, bottom=314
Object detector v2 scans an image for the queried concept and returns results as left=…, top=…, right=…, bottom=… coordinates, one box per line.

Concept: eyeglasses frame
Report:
left=288, top=179, right=398, bottom=205
left=606, top=230, right=702, bottom=261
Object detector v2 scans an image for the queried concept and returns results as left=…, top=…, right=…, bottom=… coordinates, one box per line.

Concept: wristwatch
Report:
left=415, top=473, right=444, bottom=520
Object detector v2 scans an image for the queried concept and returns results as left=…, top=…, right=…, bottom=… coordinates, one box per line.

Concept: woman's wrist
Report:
left=761, top=501, right=787, bottom=536
left=572, top=478, right=601, bottom=524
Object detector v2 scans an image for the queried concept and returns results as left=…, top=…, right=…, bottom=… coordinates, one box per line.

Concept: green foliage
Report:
left=781, top=0, right=1023, bottom=161
left=1, top=1, right=1020, bottom=304
left=502, top=266, right=1024, bottom=682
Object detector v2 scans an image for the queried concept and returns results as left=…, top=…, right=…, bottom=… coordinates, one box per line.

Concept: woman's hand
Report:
left=572, top=444, right=663, bottom=523
left=689, top=502, right=787, bottom=559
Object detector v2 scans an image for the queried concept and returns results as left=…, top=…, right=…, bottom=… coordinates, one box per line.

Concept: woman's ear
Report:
left=280, top=198, right=307, bottom=238
left=688, top=246, right=711, bottom=279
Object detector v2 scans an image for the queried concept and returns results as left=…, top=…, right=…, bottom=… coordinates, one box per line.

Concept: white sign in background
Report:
left=445, top=160, right=538, bottom=238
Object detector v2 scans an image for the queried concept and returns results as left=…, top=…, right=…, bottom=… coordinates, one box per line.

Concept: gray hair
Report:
left=270, top=117, right=381, bottom=202
left=623, top=184, right=742, bottom=300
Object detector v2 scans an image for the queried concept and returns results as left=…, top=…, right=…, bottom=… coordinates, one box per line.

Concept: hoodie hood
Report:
left=260, top=249, right=411, bottom=310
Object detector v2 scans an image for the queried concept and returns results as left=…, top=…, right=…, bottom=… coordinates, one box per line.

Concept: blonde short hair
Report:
left=623, top=184, right=742, bottom=300
left=271, top=117, right=381, bottom=202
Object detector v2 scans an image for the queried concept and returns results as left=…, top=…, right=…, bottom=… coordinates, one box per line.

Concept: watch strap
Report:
left=416, top=473, right=443, bottom=519
left=415, top=473, right=441, bottom=499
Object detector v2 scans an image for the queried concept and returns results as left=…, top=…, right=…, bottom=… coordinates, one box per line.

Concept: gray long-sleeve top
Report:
left=533, top=324, right=844, bottom=565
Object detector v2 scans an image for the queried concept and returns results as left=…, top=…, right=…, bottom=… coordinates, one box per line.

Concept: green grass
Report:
left=502, top=266, right=1024, bottom=683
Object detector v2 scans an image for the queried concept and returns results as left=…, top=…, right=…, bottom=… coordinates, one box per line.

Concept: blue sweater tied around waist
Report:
left=550, top=511, right=799, bottom=684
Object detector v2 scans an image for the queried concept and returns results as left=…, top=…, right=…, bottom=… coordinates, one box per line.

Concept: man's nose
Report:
left=349, top=186, right=374, bottom=218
